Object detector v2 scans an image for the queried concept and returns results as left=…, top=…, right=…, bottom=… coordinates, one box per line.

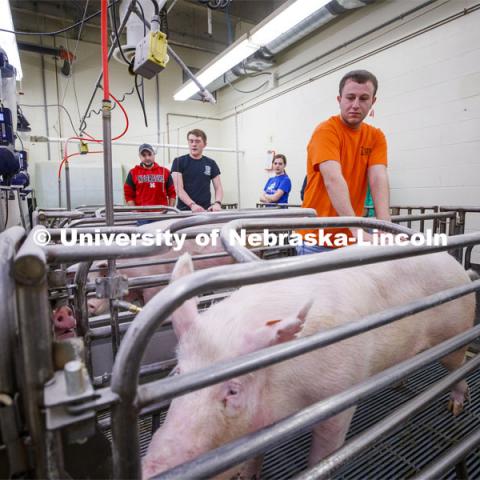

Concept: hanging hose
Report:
left=58, top=91, right=129, bottom=179
left=57, top=151, right=103, bottom=180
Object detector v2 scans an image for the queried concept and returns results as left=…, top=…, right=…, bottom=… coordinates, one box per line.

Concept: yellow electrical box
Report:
left=133, top=31, right=169, bottom=79
left=79, top=141, right=89, bottom=154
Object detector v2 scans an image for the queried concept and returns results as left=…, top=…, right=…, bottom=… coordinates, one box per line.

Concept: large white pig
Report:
left=86, top=218, right=234, bottom=316
left=142, top=249, right=475, bottom=479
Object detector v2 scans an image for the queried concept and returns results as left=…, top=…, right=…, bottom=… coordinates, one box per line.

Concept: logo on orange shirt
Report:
left=360, top=147, right=372, bottom=156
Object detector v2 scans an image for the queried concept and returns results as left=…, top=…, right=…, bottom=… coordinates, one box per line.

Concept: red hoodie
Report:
left=124, top=162, right=176, bottom=206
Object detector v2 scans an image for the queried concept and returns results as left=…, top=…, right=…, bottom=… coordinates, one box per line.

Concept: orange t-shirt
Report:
left=301, top=115, right=387, bottom=247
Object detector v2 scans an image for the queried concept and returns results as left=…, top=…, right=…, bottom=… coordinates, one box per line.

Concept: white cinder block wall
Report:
left=19, top=0, right=480, bottom=234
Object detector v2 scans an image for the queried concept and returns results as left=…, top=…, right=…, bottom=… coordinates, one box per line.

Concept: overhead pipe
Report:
left=205, top=0, right=374, bottom=94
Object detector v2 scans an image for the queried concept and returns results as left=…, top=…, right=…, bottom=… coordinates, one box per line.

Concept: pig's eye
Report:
left=228, top=386, right=239, bottom=396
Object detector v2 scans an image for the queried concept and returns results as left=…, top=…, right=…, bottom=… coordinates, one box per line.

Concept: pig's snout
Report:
left=53, top=306, right=76, bottom=329
left=52, top=306, right=77, bottom=339
left=88, top=299, right=108, bottom=316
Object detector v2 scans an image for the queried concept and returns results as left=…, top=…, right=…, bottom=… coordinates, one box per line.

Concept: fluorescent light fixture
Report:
left=174, top=0, right=330, bottom=101
left=174, top=40, right=257, bottom=101
left=0, top=0, right=22, bottom=80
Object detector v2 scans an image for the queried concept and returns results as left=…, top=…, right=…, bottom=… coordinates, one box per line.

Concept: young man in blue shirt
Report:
left=171, top=129, right=224, bottom=212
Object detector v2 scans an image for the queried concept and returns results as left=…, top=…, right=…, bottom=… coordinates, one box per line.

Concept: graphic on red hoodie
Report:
left=124, top=162, right=176, bottom=206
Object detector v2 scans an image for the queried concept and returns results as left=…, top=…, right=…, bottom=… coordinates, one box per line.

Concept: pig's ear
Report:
left=242, top=299, right=313, bottom=353
left=170, top=253, right=198, bottom=338
left=171, top=253, right=195, bottom=281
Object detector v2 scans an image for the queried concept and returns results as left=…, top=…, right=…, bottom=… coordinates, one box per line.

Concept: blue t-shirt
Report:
left=263, top=174, right=291, bottom=204
left=171, top=154, right=221, bottom=210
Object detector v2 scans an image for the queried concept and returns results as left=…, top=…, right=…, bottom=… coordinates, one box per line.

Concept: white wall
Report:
left=19, top=0, right=480, bottom=226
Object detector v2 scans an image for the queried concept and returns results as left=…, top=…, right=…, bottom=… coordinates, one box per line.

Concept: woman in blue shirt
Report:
left=260, top=154, right=292, bottom=205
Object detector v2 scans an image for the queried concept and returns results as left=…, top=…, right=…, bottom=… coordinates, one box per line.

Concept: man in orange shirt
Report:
left=299, top=69, right=390, bottom=254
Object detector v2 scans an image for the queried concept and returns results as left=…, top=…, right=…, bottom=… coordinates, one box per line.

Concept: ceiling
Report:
left=10, top=0, right=288, bottom=54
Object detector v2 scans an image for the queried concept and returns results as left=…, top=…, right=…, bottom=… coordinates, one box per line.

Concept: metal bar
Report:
left=101, top=94, right=120, bottom=355
left=40, top=137, right=245, bottom=154
left=295, top=353, right=480, bottom=480
left=0, top=190, right=5, bottom=233
left=392, top=212, right=455, bottom=222
left=37, top=209, right=85, bottom=219
left=410, top=425, right=480, bottom=480
left=66, top=207, right=311, bottom=228
left=66, top=212, right=193, bottom=227
left=49, top=226, right=140, bottom=238
left=65, top=161, right=72, bottom=211
left=15, top=188, right=27, bottom=229
left=95, top=205, right=181, bottom=217
left=166, top=208, right=317, bottom=234
left=391, top=205, right=439, bottom=211
left=235, top=111, right=241, bottom=208
left=108, top=237, right=480, bottom=478
left=78, top=0, right=137, bottom=133
left=13, top=227, right=59, bottom=477
left=149, top=325, right=480, bottom=480
left=58, top=177, right=62, bottom=208
left=73, top=261, right=94, bottom=375
left=93, top=358, right=175, bottom=387
left=440, top=206, right=480, bottom=213
left=44, top=209, right=317, bottom=262
left=102, top=101, right=114, bottom=227
left=86, top=273, right=170, bottom=293
left=219, top=217, right=415, bottom=263
left=40, top=54, right=51, bottom=161
left=167, top=45, right=216, bottom=103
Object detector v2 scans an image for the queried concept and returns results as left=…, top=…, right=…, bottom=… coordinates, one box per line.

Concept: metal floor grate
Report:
left=102, top=361, right=480, bottom=479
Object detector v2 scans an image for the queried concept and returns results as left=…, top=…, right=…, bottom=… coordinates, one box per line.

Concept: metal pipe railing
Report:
left=294, top=353, right=480, bottom=480
left=37, top=209, right=85, bottom=220
left=13, top=226, right=63, bottom=477
left=165, top=208, right=317, bottom=234
left=391, top=211, right=455, bottom=223
left=410, top=424, right=480, bottom=480
left=392, top=205, right=439, bottom=211
left=73, top=260, right=94, bottom=374
left=149, top=326, right=480, bottom=480
left=66, top=212, right=192, bottom=228
left=108, top=232, right=480, bottom=478
left=65, top=206, right=310, bottom=229
left=220, top=217, right=415, bottom=263
left=439, top=206, right=480, bottom=213
left=94, top=205, right=181, bottom=217
left=43, top=209, right=316, bottom=263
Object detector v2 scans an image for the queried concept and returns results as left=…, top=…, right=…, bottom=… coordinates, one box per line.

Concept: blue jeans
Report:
left=136, top=219, right=155, bottom=226
left=296, top=244, right=334, bottom=255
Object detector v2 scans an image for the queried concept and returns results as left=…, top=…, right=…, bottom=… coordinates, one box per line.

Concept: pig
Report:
left=142, top=248, right=475, bottom=479
left=52, top=304, right=77, bottom=340
left=85, top=218, right=235, bottom=316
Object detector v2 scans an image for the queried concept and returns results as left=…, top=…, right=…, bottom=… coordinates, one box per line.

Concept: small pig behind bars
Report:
left=143, top=250, right=475, bottom=479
